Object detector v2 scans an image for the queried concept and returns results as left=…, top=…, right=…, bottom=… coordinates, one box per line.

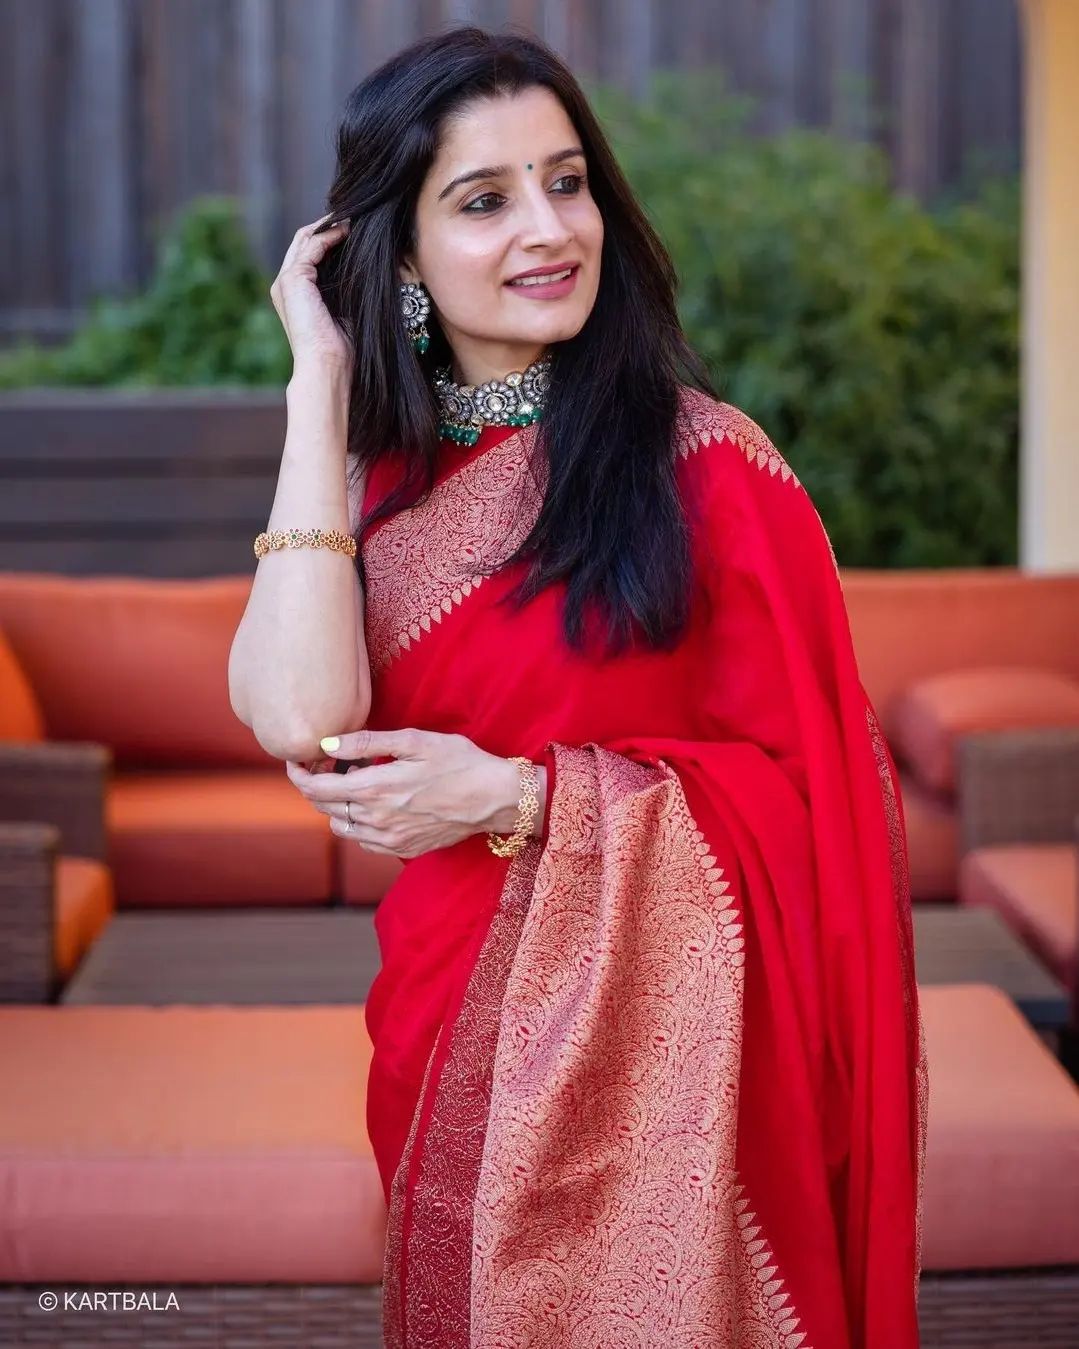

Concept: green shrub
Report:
left=0, top=71, right=1019, bottom=565
left=0, top=197, right=291, bottom=388
left=589, top=72, right=1020, bottom=566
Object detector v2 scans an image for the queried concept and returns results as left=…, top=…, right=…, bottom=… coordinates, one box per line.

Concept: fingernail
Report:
left=320, top=736, right=340, bottom=752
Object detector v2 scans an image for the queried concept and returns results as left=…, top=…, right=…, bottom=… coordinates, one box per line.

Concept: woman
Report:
left=250, top=25, right=927, bottom=1349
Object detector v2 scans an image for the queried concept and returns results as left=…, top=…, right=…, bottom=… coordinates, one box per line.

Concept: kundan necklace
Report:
left=433, top=353, right=552, bottom=446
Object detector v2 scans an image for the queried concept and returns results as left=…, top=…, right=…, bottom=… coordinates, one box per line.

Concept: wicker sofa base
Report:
left=1, top=1269, right=1078, bottom=1346
left=0, top=1283, right=384, bottom=1348
left=917, top=1266, right=1079, bottom=1346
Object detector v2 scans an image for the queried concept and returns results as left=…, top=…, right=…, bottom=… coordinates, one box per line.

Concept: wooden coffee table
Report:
left=62, top=903, right=1072, bottom=1030
left=60, top=907, right=383, bottom=1006
left=914, top=903, right=1072, bottom=1031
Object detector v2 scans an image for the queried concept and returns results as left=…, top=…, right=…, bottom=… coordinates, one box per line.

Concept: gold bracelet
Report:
left=253, top=527, right=357, bottom=560
left=486, top=756, right=540, bottom=858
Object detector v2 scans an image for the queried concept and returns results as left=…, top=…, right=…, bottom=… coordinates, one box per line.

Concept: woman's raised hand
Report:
left=270, top=211, right=354, bottom=379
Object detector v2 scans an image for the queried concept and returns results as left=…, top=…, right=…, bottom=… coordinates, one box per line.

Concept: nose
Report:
left=517, top=180, right=573, bottom=251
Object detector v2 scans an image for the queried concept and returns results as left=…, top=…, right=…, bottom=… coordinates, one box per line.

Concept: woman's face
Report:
left=401, top=85, right=604, bottom=386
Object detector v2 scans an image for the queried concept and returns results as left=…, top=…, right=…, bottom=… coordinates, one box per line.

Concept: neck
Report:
left=449, top=343, right=548, bottom=387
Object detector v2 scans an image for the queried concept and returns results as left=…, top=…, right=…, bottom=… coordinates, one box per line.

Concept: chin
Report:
left=519, top=309, right=593, bottom=346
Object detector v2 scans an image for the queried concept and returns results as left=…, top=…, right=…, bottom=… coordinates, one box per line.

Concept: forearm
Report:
left=228, top=369, right=371, bottom=759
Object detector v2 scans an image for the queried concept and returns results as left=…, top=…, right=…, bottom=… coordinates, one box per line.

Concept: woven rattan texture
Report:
left=917, top=1266, right=1079, bottom=1346
left=0, top=741, right=111, bottom=861
left=958, top=726, right=1079, bottom=853
left=2, top=1272, right=1079, bottom=1345
left=0, top=1284, right=384, bottom=1347
left=0, top=821, right=57, bottom=1002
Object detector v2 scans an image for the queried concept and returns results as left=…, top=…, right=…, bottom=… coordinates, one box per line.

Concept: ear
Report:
left=398, top=257, right=421, bottom=286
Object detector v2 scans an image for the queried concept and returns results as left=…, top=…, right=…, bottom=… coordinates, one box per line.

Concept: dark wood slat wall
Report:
left=0, top=392, right=289, bottom=577
left=0, top=0, right=1023, bottom=346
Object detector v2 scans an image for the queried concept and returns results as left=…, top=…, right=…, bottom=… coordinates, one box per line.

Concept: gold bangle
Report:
left=253, top=528, right=357, bottom=560
left=486, top=756, right=540, bottom=857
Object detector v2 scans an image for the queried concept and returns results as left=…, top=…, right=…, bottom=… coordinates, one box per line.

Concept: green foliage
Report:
left=588, top=72, right=1020, bottom=566
left=1, top=72, right=1020, bottom=565
left=0, top=197, right=291, bottom=388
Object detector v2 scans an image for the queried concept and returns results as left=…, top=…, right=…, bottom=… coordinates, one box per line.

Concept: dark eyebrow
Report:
left=436, top=146, right=585, bottom=202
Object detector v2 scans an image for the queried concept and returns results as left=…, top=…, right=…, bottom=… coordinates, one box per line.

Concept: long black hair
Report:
left=316, top=24, right=718, bottom=658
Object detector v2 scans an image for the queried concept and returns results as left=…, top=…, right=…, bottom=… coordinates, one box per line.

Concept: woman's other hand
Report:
left=284, top=728, right=524, bottom=859
left=270, top=212, right=354, bottom=378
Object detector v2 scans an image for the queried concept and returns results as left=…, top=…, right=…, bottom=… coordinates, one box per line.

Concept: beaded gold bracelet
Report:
left=253, top=527, right=357, bottom=560
left=486, top=756, right=541, bottom=857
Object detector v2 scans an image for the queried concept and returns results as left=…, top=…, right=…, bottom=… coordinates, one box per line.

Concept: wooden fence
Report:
left=0, top=390, right=287, bottom=577
left=0, top=0, right=1022, bottom=346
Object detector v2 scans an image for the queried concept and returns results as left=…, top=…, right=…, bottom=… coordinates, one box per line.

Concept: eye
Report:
left=462, top=173, right=587, bottom=215
left=463, top=191, right=504, bottom=214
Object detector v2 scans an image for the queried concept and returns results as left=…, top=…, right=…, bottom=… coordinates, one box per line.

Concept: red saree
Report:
left=355, top=388, right=929, bottom=1348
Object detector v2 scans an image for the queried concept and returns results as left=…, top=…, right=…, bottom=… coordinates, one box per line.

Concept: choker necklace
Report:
left=432, top=353, right=552, bottom=446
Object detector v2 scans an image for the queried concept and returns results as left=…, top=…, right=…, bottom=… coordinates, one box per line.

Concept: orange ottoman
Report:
left=0, top=1006, right=385, bottom=1284
left=920, top=983, right=1079, bottom=1270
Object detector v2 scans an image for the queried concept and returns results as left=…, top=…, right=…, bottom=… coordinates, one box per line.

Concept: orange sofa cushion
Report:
left=959, top=844, right=1078, bottom=991
left=919, top=983, right=1079, bottom=1270
left=0, top=573, right=275, bottom=769
left=896, top=770, right=959, bottom=902
left=54, top=858, right=115, bottom=982
left=105, top=769, right=336, bottom=907
left=890, top=666, right=1079, bottom=794
left=0, top=1006, right=385, bottom=1283
left=841, top=569, right=1079, bottom=726
left=338, top=837, right=404, bottom=906
left=0, top=625, right=45, bottom=741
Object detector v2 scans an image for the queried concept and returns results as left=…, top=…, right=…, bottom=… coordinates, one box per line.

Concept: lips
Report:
left=506, top=264, right=579, bottom=287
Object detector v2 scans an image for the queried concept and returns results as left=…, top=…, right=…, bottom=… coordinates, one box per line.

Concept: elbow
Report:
left=226, top=637, right=371, bottom=761
left=227, top=638, right=253, bottom=729
left=248, top=716, right=330, bottom=764
left=253, top=691, right=373, bottom=765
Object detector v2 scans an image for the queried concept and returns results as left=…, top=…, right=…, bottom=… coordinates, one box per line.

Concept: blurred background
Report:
left=0, top=0, right=1035, bottom=572
left=1, top=4, right=1077, bottom=1347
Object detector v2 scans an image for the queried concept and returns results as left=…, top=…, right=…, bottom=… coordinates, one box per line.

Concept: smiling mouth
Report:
left=506, top=265, right=577, bottom=287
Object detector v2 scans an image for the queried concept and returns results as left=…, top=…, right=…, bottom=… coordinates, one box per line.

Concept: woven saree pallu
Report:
left=356, top=389, right=929, bottom=1348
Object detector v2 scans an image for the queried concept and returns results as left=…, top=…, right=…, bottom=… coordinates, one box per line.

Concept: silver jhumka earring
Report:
left=399, top=281, right=431, bottom=354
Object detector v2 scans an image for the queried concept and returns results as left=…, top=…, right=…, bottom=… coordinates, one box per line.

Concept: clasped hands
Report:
left=285, top=727, right=537, bottom=859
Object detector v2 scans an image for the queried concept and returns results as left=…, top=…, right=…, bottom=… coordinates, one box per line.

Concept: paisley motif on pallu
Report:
left=383, top=744, right=815, bottom=1348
